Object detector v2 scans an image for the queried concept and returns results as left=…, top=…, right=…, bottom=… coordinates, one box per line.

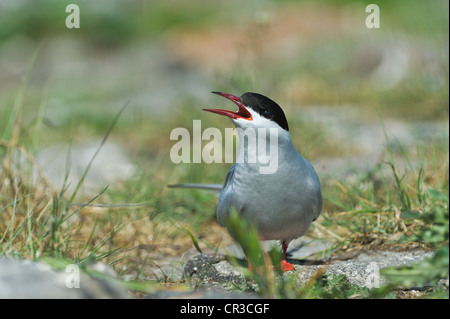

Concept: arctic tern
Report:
left=173, top=91, right=322, bottom=272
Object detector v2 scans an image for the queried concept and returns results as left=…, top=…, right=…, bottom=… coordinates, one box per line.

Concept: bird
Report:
left=173, top=91, right=322, bottom=272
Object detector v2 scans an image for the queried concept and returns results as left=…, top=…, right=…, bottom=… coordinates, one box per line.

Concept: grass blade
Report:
left=68, top=102, right=129, bottom=203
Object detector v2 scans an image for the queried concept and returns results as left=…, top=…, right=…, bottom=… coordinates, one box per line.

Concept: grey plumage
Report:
left=173, top=91, right=322, bottom=271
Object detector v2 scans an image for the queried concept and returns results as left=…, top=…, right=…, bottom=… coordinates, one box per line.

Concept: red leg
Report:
left=281, top=241, right=294, bottom=272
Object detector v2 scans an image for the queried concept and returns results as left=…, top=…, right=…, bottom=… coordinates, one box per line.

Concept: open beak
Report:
left=203, top=91, right=253, bottom=121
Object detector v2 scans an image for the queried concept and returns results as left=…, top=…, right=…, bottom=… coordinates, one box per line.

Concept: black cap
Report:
left=241, top=92, right=289, bottom=131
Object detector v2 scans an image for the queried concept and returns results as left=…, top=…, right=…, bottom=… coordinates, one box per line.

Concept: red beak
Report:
left=203, top=92, right=253, bottom=121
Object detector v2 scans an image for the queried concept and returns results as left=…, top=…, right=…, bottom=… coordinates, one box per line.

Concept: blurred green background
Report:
left=1, top=0, right=448, bottom=133
left=1, top=0, right=448, bottom=177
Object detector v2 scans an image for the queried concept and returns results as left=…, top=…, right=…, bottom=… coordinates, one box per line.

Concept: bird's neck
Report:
left=235, top=127, right=294, bottom=174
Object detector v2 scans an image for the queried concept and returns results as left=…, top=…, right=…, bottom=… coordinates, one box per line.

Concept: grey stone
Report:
left=36, top=139, right=135, bottom=197
left=0, top=258, right=128, bottom=299
left=183, top=254, right=248, bottom=292
left=183, top=249, right=437, bottom=292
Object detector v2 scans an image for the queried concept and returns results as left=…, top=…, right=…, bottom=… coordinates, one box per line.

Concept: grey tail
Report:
left=167, top=183, right=223, bottom=192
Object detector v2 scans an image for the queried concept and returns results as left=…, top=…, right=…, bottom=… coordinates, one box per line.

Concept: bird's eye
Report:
left=262, top=111, right=271, bottom=118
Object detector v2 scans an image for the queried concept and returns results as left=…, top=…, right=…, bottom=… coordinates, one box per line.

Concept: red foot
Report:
left=281, top=260, right=295, bottom=272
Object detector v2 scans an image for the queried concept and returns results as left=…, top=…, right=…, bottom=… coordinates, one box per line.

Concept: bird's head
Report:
left=204, top=92, right=289, bottom=132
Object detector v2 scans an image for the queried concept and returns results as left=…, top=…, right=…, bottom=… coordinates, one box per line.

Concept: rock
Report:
left=183, top=249, right=436, bottom=292
left=36, top=139, right=134, bottom=196
left=183, top=254, right=248, bottom=292
left=438, top=278, right=449, bottom=290
left=0, top=258, right=129, bottom=299
left=184, top=254, right=255, bottom=298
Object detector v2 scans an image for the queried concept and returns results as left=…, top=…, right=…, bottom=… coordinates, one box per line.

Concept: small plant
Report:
left=382, top=188, right=449, bottom=289
left=224, top=209, right=283, bottom=297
